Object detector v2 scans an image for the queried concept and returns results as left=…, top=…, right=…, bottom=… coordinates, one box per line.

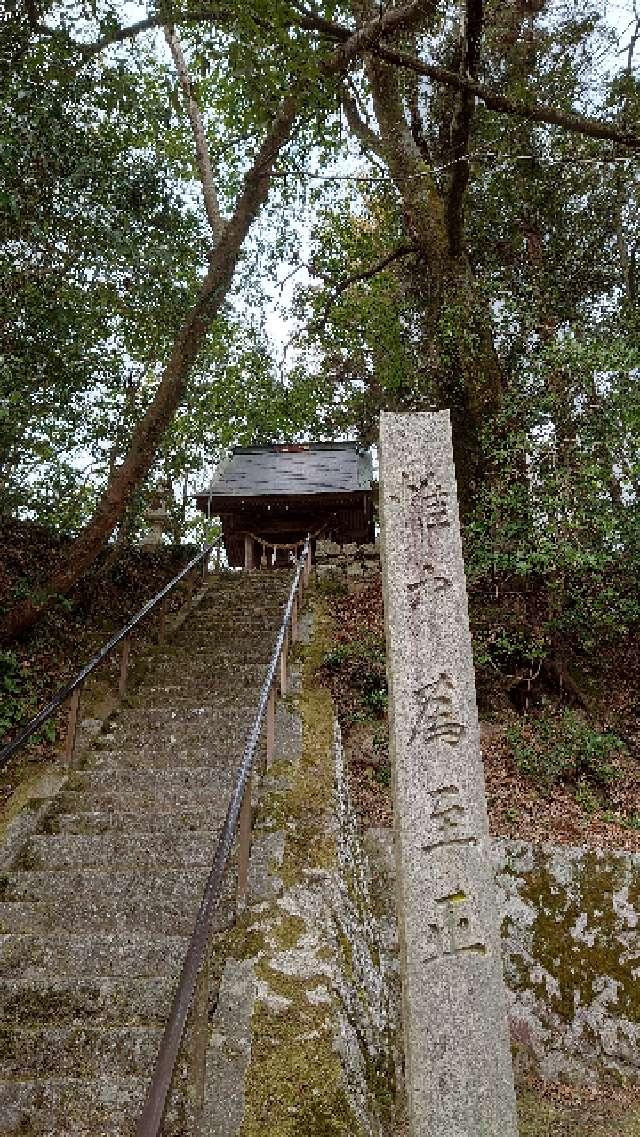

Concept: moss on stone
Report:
left=237, top=595, right=365, bottom=1136
left=510, top=847, right=640, bottom=1023
left=270, top=912, right=307, bottom=951
left=240, top=970, right=362, bottom=1137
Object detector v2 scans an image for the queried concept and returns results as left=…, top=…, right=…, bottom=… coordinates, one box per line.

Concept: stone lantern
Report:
left=141, top=485, right=171, bottom=546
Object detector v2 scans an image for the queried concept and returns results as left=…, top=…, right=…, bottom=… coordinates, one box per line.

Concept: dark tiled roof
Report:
left=204, top=444, right=372, bottom=498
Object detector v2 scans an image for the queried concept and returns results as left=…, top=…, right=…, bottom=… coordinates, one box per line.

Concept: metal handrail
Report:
left=135, top=537, right=311, bottom=1137
left=0, top=542, right=215, bottom=768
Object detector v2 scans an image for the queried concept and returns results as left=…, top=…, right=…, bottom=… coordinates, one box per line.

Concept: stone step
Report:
left=0, top=865, right=211, bottom=906
left=0, top=1024, right=164, bottom=1081
left=84, top=745, right=254, bottom=772
left=185, top=616, right=286, bottom=635
left=132, top=666, right=270, bottom=698
left=106, top=709, right=257, bottom=748
left=176, top=628, right=282, bottom=646
left=52, top=785, right=233, bottom=816
left=0, top=974, right=177, bottom=1027
left=21, top=830, right=221, bottom=871
left=181, top=610, right=286, bottom=631
left=0, top=862, right=235, bottom=938
left=114, top=705, right=258, bottom=729
left=122, top=690, right=264, bottom=712
left=42, top=806, right=234, bottom=836
left=201, top=574, right=291, bottom=597
left=146, top=645, right=276, bottom=668
left=191, top=588, right=288, bottom=606
left=64, top=765, right=238, bottom=798
left=0, top=1075, right=197, bottom=1137
left=0, top=932, right=189, bottom=978
left=0, top=1076, right=146, bottom=1137
left=0, top=891, right=233, bottom=937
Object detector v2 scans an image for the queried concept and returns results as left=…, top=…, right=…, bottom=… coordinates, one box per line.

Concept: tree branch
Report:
left=296, top=9, right=640, bottom=149
left=372, top=42, right=640, bottom=150
left=341, top=84, right=385, bottom=159
left=314, top=243, right=418, bottom=330
left=325, top=0, right=425, bottom=71
left=446, top=0, right=483, bottom=257
left=406, top=66, right=432, bottom=165
left=163, top=24, right=225, bottom=245
left=2, top=0, right=430, bottom=640
left=81, top=14, right=160, bottom=56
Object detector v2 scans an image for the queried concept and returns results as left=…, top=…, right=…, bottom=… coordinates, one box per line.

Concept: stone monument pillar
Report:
left=379, top=411, right=517, bottom=1137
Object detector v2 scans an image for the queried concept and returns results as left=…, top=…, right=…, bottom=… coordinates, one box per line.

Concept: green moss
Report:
left=511, top=847, right=640, bottom=1023
left=253, top=596, right=337, bottom=890
left=240, top=969, right=361, bottom=1137
left=271, top=912, right=306, bottom=951
left=238, top=596, right=365, bottom=1136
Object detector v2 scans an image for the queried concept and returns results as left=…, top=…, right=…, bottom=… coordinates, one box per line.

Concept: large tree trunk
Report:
left=362, top=45, right=506, bottom=513
left=1, top=95, right=300, bottom=642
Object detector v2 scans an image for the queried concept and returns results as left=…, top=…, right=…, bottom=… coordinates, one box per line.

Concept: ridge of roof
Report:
left=231, top=441, right=362, bottom=454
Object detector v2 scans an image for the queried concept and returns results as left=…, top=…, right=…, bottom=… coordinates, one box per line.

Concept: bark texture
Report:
left=353, top=2, right=505, bottom=512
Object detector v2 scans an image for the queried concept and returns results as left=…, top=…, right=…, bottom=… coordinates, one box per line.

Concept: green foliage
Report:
left=374, top=761, right=391, bottom=788
left=0, top=650, right=54, bottom=743
left=322, top=636, right=388, bottom=719
left=506, top=709, right=624, bottom=791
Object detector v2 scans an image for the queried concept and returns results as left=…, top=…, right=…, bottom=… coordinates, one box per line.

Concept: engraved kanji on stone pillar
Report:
left=379, top=411, right=517, bottom=1137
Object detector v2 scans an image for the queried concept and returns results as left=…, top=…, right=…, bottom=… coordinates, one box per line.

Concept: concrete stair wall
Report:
left=0, top=569, right=294, bottom=1137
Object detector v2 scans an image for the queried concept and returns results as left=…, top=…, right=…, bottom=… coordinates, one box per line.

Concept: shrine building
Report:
left=195, top=442, right=375, bottom=568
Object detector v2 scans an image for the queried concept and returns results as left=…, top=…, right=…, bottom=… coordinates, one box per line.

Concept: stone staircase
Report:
left=0, top=569, right=293, bottom=1137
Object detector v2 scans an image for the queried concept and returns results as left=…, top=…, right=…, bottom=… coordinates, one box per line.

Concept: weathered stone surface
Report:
left=316, top=562, right=340, bottom=580
left=204, top=624, right=402, bottom=1136
left=366, top=829, right=640, bottom=1089
left=316, top=540, right=342, bottom=559
left=379, top=411, right=517, bottom=1137
left=0, top=567, right=300, bottom=1135
left=495, top=839, right=640, bottom=1085
left=202, top=959, right=256, bottom=1136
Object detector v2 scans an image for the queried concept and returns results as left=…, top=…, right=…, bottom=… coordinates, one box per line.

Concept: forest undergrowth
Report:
left=317, top=570, right=640, bottom=851
left=0, top=520, right=195, bottom=807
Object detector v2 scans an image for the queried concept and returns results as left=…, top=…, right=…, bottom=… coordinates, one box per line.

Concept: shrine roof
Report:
left=201, top=443, right=372, bottom=500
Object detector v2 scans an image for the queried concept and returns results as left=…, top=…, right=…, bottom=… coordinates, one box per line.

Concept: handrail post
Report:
left=279, top=631, right=288, bottom=697
left=186, top=566, right=196, bottom=605
left=244, top=535, right=253, bottom=571
left=64, top=686, right=82, bottom=764
left=157, top=599, right=168, bottom=644
left=291, top=595, right=298, bottom=642
left=266, top=685, right=276, bottom=768
left=201, top=551, right=209, bottom=583
left=236, top=775, right=252, bottom=909
left=118, top=636, right=131, bottom=698
left=303, top=545, right=311, bottom=586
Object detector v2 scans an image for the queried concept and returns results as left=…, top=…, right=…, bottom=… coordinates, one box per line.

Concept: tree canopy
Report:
left=1, top=0, right=638, bottom=647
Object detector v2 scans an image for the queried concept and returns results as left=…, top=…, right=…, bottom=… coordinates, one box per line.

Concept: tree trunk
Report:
left=1, top=94, right=300, bottom=642
left=362, top=47, right=506, bottom=513
left=1, top=1, right=428, bottom=640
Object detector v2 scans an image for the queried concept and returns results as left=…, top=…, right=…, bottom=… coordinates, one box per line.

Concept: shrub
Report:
left=506, top=708, right=624, bottom=790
